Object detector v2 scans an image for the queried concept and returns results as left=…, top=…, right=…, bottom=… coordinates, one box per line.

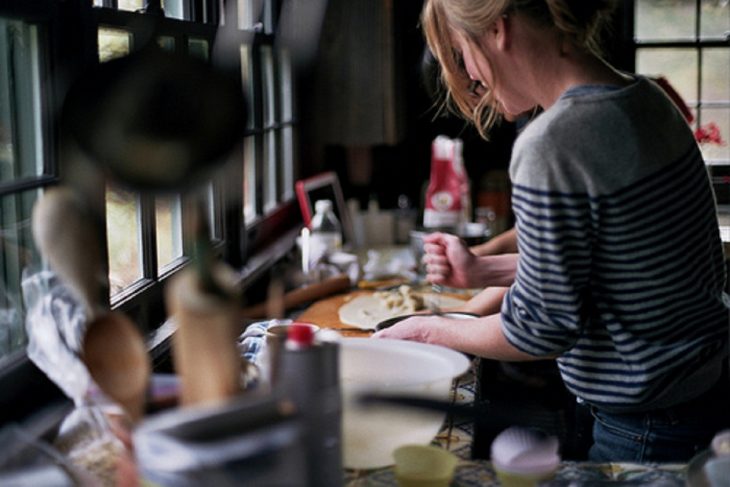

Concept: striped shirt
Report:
left=501, top=76, right=728, bottom=413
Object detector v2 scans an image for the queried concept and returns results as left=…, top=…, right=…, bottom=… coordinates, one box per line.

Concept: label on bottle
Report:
left=309, top=232, right=341, bottom=263
left=423, top=189, right=460, bottom=227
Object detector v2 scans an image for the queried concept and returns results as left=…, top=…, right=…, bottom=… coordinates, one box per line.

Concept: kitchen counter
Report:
left=343, top=362, right=687, bottom=486
left=289, top=280, right=689, bottom=486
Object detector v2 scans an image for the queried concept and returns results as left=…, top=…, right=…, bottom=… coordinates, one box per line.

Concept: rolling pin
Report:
left=166, top=263, right=243, bottom=407
left=241, top=274, right=351, bottom=319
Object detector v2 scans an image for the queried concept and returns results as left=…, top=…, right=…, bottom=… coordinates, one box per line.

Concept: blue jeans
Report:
left=588, top=370, right=730, bottom=463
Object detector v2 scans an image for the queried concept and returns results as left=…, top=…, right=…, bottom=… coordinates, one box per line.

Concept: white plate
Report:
left=340, top=337, right=470, bottom=382
left=339, top=337, right=470, bottom=469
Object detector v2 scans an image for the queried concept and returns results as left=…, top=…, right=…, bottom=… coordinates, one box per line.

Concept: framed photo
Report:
left=295, top=171, right=354, bottom=245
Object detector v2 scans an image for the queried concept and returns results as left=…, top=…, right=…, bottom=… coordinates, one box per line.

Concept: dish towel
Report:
left=238, top=319, right=288, bottom=366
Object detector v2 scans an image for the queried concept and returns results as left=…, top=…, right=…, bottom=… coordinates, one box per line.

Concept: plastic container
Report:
left=133, top=393, right=307, bottom=487
left=491, top=427, right=560, bottom=487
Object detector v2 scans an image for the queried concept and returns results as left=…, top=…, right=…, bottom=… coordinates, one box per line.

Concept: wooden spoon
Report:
left=82, top=311, right=150, bottom=423
left=32, top=187, right=151, bottom=423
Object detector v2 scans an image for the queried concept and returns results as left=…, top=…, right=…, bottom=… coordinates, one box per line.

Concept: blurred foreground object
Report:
left=61, top=45, right=246, bottom=192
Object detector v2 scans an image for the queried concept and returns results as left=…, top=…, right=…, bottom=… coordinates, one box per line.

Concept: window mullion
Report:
left=139, top=193, right=158, bottom=280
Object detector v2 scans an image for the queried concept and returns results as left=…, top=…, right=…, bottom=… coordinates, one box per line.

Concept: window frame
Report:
left=0, top=0, right=303, bottom=427
left=91, top=4, right=227, bottom=321
left=626, top=1, right=730, bottom=153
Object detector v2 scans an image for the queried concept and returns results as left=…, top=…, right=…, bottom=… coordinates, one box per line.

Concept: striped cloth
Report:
left=501, top=77, right=728, bottom=413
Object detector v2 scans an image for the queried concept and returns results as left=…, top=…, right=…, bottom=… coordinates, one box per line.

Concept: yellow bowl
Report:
left=393, top=444, right=458, bottom=487
left=494, top=467, right=556, bottom=487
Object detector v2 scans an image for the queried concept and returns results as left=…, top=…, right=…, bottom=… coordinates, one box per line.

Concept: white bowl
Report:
left=339, top=337, right=470, bottom=469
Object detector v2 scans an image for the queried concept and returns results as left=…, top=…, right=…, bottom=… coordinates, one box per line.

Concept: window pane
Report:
left=636, top=48, right=698, bottom=105
left=162, top=0, right=185, bottom=20
left=204, top=182, right=219, bottom=240
left=240, top=45, right=254, bottom=130
left=702, top=48, right=730, bottom=103
left=106, top=185, right=142, bottom=294
left=0, top=19, right=43, bottom=183
left=0, top=189, right=41, bottom=359
left=156, top=195, right=183, bottom=272
left=243, top=136, right=256, bottom=221
left=281, top=126, right=295, bottom=200
left=263, top=131, right=277, bottom=211
left=262, top=0, right=274, bottom=33
left=189, top=38, right=209, bottom=61
left=118, top=0, right=144, bottom=13
left=238, top=0, right=264, bottom=30
left=279, top=48, right=293, bottom=120
left=98, top=27, right=132, bottom=63
left=698, top=108, right=730, bottom=163
left=157, top=35, right=175, bottom=52
left=635, top=0, right=696, bottom=41
left=261, top=45, right=276, bottom=126
left=701, top=0, right=730, bottom=39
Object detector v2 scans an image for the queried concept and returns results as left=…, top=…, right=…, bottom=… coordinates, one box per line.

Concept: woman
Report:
left=374, top=0, right=729, bottom=463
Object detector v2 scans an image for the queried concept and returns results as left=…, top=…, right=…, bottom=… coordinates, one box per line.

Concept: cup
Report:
left=264, top=321, right=319, bottom=384
left=393, top=444, right=458, bottom=487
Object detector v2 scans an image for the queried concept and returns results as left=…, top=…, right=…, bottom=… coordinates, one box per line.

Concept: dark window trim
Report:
left=0, top=0, right=304, bottom=434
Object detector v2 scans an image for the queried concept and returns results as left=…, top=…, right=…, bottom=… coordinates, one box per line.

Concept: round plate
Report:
left=340, top=336, right=471, bottom=387
left=375, top=311, right=479, bottom=331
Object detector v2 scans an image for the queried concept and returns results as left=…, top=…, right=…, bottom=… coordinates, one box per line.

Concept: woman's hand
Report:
left=423, top=232, right=477, bottom=288
left=423, top=232, right=519, bottom=288
left=372, top=315, right=439, bottom=342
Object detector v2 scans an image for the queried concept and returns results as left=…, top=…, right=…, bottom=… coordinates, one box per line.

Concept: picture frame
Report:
left=295, top=171, right=354, bottom=245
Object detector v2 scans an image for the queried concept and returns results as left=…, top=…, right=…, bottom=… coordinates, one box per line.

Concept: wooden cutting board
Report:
left=296, top=289, right=470, bottom=336
left=296, top=290, right=374, bottom=336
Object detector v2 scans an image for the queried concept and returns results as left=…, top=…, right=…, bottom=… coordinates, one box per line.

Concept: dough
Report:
left=338, top=285, right=465, bottom=330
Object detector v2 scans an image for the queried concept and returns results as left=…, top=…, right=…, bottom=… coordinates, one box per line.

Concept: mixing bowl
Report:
left=339, top=337, right=470, bottom=469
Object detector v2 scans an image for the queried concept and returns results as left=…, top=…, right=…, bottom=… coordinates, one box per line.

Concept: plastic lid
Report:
left=315, top=199, right=333, bottom=214
left=491, top=427, right=560, bottom=475
left=712, top=429, right=730, bottom=456
left=286, top=322, right=315, bottom=347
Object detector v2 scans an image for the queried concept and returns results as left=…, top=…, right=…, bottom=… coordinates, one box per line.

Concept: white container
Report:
left=339, top=338, right=470, bottom=469
left=491, top=427, right=560, bottom=487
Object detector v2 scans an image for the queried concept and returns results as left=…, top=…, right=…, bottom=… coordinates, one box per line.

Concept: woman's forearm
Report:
left=424, top=313, right=538, bottom=361
left=450, top=286, right=509, bottom=315
left=470, top=227, right=517, bottom=256
left=471, top=253, right=518, bottom=287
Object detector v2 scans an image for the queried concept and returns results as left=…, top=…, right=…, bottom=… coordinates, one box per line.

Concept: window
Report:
left=631, top=0, right=730, bottom=233
left=233, top=0, right=297, bottom=225
left=0, top=15, right=48, bottom=360
left=0, top=0, right=299, bottom=373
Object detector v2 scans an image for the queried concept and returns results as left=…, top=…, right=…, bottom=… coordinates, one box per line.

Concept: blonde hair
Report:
left=422, top=0, right=617, bottom=139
